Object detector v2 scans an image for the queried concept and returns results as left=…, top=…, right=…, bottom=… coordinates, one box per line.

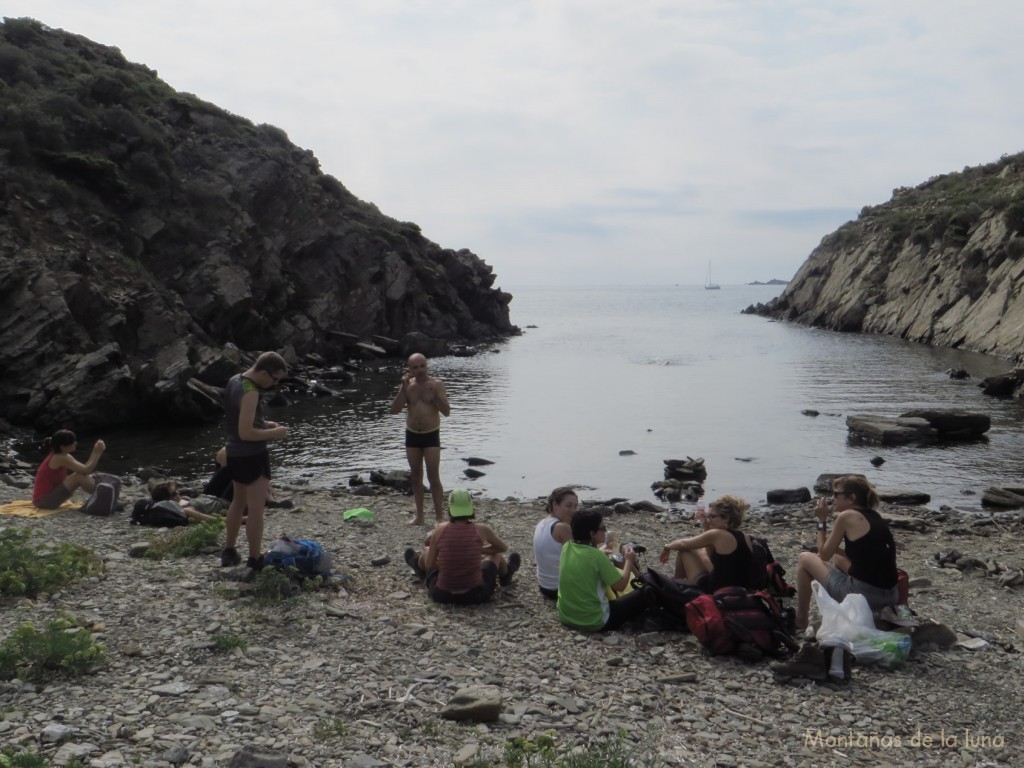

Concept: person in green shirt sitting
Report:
left=557, top=509, right=649, bottom=631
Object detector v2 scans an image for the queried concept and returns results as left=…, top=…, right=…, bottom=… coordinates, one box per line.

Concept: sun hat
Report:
left=448, top=489, right=474, bottom=518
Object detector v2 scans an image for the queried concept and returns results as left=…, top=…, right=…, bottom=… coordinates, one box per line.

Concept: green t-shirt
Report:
left=557, top=541, right=623, bottom=631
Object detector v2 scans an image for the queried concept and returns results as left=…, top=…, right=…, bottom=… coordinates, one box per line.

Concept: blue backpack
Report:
left=262, top=538, right=332, bottom=576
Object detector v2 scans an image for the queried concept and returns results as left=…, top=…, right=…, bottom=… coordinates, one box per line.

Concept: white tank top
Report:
left=533, top=516, right=564, bottom=590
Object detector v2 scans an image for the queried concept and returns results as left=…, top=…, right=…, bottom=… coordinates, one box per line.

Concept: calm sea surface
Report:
left=51, top=285, right=1024, bottom=511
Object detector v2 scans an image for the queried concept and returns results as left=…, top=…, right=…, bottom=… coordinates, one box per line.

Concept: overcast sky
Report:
left=9, top=2, right=1024, bottom=287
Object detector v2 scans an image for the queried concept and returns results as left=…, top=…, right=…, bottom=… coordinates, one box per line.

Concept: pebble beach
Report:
left=2, top=476, right=1023, bottom=768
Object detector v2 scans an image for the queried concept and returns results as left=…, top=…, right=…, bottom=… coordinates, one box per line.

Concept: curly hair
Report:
left=708, top=494, right=749, bottom=529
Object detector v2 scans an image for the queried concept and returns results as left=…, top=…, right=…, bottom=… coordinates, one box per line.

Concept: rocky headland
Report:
left=745, top=153, right=1024, bottom=366
left=0, top=18, right=517, bottom=436
left=2, top=471, right=1023, bottom=767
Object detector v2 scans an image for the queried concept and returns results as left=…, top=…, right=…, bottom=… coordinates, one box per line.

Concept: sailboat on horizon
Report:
left=704, top=260, right=720, bottom=290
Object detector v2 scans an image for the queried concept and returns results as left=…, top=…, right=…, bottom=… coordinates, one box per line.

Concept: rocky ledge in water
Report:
left=1, top=476, right=1023, bottom=767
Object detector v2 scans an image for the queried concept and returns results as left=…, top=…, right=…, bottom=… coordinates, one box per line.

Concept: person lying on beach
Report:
left=659, top=495, right=757, bottom=592
left=533, top=486, right=577, bottom=600
left=32, top=429, right=106, bottom=509
left=794, top=475, right=900, bottom=631
left=557, top=509, right=648, bottom=631
left=131, top=480, right=216, bottom=526
left=404, top=489, right=520, bottom=605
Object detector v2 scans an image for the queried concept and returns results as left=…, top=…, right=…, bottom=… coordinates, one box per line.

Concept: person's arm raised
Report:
left=434, top=379, right=451, bottom=417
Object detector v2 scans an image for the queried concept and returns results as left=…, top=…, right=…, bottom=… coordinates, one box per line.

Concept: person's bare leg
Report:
left=795, top=552, right=834, bottom=630
left=405, top=447, right=426, bottom=525
left=673, top=550, right=707, bottom=581
left=423, top=447, right=444, bottom=523
left=225, top=481, right=247, bottom=550
left=64, top=473, right=96, bottom=494
left=243, top=476, right=270, bottom=560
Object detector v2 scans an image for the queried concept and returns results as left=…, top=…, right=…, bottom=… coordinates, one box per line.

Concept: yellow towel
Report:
left=0, top=500, right=79, bottom=518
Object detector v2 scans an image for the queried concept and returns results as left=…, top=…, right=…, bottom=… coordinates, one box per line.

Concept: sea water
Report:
left=60, top=284, right=1024, bottom=511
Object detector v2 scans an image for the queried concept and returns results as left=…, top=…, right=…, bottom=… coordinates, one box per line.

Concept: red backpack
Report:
left=685, top=586, right=799, bottom=658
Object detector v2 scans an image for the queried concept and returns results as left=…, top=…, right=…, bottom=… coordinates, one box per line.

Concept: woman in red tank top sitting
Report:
left=404, top=489, right=521, bottom=605
left=794, top=475, right=900, bottom=631
left=659, top=495, right=755, bottom=591
left=32, top=429, right=106, bottom=509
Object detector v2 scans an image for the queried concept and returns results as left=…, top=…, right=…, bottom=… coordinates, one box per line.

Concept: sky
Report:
left=8, top=2, right=1024, bottom=288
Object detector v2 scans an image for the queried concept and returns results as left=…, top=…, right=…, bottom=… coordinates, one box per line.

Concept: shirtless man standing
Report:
left=390, top=353, right=451, bottom=525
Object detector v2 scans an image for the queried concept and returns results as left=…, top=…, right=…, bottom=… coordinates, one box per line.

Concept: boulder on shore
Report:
left=846, top=416, right=937, bottom=445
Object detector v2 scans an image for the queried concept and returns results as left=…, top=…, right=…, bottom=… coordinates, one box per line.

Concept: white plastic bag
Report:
left=813, top=582, right=911, bottom=668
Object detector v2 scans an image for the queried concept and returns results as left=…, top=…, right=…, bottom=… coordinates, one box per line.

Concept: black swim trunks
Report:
left=405, top=429, right=441, bottom=449
left=226, top=450, right=271, bottom=485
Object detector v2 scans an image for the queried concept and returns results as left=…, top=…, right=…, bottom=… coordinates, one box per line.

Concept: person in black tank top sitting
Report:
left=794, top=475, right=900, bottom=631
left=659, top=495, right=756, bottom=592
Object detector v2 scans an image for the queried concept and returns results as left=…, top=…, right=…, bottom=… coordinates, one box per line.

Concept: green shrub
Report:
left=1004, top=199, right=1024, bottom=235
left=143, top=518, right=224, bottom=559
left=312, top=717, right=349, bottom=740
left=0, top=528, right=101, bottom=598
left=210, top=633, right=247, bottom=653
left=502, top=731, right=634, bottom=768
left=251, top=568, right=300, bottom=604
left=0, top=746, right=51, bottom=768
left=0, top=617, right=106, bottom=682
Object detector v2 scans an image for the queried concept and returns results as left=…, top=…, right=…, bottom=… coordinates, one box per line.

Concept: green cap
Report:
left=448, top=489, right=474, bottom=518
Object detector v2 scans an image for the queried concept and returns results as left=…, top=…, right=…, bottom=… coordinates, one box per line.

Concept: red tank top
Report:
left=33, top=453, right=68, bottom=504
left=436, top=523, right=484, bottom=592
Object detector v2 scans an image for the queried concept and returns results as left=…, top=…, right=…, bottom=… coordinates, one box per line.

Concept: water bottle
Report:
left=695, top=504, right=707, bottom=525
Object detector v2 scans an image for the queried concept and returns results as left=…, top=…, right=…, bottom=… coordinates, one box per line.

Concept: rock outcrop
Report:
left=0, top=18, right=517, bottom=433
left=745, top=153, right=1024, bottom=362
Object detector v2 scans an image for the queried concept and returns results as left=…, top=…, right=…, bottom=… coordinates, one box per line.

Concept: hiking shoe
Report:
left=500, top=552, right=522, bottom=586
left=246, top=555, right=265, bottom=570
left=878, top=604, right=918, bottom=628
left=404, top=547, right=426, bottom=579
left=220, top=547, right=241, bottom=567
left=824, top=645, right=853, bottom=682
left=769, top=642, right=827, bottom=681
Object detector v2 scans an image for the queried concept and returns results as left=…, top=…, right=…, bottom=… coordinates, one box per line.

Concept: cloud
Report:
left=11, top=1, right=1024, bottom=285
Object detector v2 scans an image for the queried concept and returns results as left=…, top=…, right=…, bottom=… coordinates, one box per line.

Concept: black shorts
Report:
left=426, top=560, right=497, bottom=605
left=226, top=451, right=271, bottom=485
left=405, top=429, right=441, bottom=449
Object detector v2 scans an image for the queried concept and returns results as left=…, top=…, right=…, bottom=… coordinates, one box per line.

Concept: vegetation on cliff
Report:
left=746, top=151, right=1024, bottom=361
left=0, top=17, right=517, bottom=432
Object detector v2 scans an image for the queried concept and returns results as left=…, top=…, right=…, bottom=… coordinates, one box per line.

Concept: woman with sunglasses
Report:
left=557, top=509, right=648, bottom=631
left=794, top=475, right=899, bottom=631
left=658, top=495, right=756, bottom=592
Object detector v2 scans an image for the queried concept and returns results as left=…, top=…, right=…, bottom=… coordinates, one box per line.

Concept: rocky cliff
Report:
left=745, top=152, right=1024, bottom=362
left=0, top=18, right=517, bottom=433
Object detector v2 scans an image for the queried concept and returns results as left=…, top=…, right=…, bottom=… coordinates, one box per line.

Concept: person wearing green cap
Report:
left=404, top=489, right=521, bottom=604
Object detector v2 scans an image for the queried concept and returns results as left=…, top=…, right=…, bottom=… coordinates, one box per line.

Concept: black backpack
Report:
left=130, top=499, right=189, bottom=527
left=748, top=536, right=795, bottom=597
left=637, top=568, right=705, bottom=631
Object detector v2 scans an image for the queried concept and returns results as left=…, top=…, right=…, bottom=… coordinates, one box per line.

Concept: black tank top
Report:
left=709, top=529, right=753, bottom=591
left=845, top=509, right=898, bottom=589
